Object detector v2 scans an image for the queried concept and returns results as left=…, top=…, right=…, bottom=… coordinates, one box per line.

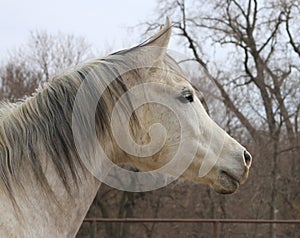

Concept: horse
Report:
left=0, top=18, right=252, bottom=237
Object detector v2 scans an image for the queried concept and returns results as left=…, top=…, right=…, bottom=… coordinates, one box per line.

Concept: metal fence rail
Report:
left=83, top=218, right=300, bottom=237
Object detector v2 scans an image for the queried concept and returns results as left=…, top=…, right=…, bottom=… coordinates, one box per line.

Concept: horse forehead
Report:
left=152, top=67, right=190, bottom=88
left=164, top=74, right=193, bottom=91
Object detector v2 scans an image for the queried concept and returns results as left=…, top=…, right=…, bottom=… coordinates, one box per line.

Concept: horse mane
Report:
left=0, top=53, right=140, bottom=202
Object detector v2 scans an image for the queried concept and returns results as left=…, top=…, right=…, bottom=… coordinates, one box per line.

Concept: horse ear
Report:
left=122, top=17, right=172, bottom=69
left=145, top=17, right=172, bottom=50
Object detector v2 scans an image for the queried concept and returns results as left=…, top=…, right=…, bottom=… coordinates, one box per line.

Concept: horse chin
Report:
left=211, top=172, right=240, bottom=194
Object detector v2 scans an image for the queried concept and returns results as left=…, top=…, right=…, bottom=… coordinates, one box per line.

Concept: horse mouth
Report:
left=212, top=171, right=241, bottom=194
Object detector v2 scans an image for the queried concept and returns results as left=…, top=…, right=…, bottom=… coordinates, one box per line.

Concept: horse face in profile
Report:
left=99, top=18, right=252, bottom=194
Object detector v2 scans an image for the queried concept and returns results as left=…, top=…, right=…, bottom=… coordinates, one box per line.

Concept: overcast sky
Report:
left=0, top=0, right=159, bottom=57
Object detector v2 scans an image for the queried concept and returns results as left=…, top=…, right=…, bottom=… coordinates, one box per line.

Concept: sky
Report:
left=0, top=0, right=159, bottom=57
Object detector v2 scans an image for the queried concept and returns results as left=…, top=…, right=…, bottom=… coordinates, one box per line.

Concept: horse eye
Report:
left=178, top=90, right=194, bottom=103
left=185, top=94, right=194, bottom=103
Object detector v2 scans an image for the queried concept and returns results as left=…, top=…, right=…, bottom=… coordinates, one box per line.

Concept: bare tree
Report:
left=0, top=31, right=92, bottom=101
left=142, top=0, right=300, bottom=237
left=8, top=31, right=92, bottom=83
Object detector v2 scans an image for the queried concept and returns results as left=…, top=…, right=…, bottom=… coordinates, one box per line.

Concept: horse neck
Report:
left=0, top=77, right=102, bottom=237
left=0, top=160, right=100, bottom=237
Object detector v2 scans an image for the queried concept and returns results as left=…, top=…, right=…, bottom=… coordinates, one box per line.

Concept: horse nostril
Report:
left=243, top=150, right=252, bottom=167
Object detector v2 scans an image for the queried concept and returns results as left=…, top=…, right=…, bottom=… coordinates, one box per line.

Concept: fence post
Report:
left=89, top=220, right=97, bottom=238
left=213, top=221, right=219, bottom=238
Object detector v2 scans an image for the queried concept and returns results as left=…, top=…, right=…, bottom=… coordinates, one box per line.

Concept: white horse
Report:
left=0, top=18, right=251, bottom=237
